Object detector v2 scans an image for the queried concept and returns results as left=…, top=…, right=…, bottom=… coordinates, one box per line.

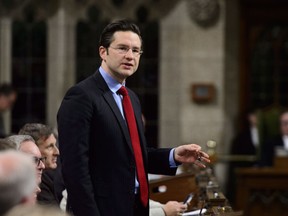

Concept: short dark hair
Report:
left=0, top=83, right=16, bottom=97
left=18, top=123, right=54, bottom=145
left=99, top=19, right=142, bottom=48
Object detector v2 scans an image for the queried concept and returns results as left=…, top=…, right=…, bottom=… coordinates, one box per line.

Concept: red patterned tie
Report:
left=118, top=86, right=148, bottom=207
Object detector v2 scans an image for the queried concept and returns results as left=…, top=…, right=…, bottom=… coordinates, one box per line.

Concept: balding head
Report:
left=0, top=150, right=37, bottom=215
left=6, top=135, right=35, bottom=150
left=6, top=135, right=45, bottom=183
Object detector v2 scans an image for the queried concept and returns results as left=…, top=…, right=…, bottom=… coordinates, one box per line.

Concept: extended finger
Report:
left=181, top=205, right=188, bottom=211
left=198, top=151, right=209, bottom=158
left=198, top=155, right=210, bottom=163
left=194, top=159, right=206, bottom=168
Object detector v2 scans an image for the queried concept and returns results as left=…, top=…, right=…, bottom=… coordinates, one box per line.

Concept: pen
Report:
left=199, top=200, right=205, bottom=216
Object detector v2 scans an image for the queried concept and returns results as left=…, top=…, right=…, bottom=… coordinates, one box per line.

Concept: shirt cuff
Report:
left=169, top=148, right=181, bottom=167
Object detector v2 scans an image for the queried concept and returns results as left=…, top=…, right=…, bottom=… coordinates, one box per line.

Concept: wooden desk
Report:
left=235, top=167, right=288, bottom=216
left=274, top=156, right=288, bottom=169
left=149, top=173, right=197, bottom=204
left=149, top=171, right=242, bottom=215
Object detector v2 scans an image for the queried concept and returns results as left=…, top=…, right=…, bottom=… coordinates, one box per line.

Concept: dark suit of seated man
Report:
left=260, top=110, right=288, bottom=166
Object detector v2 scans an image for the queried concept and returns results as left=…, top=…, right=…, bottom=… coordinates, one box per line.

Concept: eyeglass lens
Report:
left=34, top=156, right=46, bottom=166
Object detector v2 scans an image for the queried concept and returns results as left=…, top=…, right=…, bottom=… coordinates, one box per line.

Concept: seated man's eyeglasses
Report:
left=33, top=156, right=46, bottom=166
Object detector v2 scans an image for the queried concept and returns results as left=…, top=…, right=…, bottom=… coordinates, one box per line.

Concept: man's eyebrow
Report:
left=115, top=43, right=141, bottom=48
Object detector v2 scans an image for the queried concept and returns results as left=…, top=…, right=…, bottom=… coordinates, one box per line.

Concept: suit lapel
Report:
left=93, top=72, right=134, bottom=153
left=103, top=91, right=134, bottom=152
left=93, top=71, right=147, bottom=161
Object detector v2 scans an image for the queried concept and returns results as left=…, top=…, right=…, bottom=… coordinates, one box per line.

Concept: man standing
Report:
left=57, top=20, right=210, bottom=216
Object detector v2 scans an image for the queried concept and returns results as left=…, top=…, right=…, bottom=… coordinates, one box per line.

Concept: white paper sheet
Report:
left=181, top=208, right=207, bottom=216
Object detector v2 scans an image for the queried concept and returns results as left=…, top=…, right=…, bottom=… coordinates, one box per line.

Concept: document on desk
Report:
left=181, top=208, right=207, bottom=215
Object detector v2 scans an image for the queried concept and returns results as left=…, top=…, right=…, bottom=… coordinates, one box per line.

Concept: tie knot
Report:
left=117, top=86, right=128, bottom=96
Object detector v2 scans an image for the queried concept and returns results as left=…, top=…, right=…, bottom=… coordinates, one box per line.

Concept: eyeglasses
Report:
left=33, top=156, right=46, bottom=166
left=109, top=46, right=143, bottom=56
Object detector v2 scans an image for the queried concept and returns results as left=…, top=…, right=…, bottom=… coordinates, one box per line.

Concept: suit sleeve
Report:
left=57, top=86, right=100, bottom=216
left=147, top=147, right=177, bottom=175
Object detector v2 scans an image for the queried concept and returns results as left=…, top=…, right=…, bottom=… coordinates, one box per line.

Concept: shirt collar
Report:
left=283, top=135, right=288, bottom=150
left=283, top=135, right=288, bottom=141
left=99, top=67, right=124, bottom=93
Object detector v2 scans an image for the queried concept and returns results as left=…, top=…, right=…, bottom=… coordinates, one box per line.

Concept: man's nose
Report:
left=124, top=48, right=134, bottom=58
left=38, top=160, right=45, bottom=169
left=54, top=146, right=60, bottom=155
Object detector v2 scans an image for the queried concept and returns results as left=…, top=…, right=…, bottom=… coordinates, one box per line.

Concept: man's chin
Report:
left=46, top=163, right=57, bottom=170
left=50, top=165, right=57, bottom=170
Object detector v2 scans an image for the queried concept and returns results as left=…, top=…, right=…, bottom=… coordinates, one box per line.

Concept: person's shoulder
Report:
left=265, top=134, right=279, bottom=141
left=268, top=135, right=283, bottom=145
left=262, top=135, right=282, bottom=151
left=64, top=72, right=102, bottom=96
left=73, top=73, right=98, bottom=90
left=41, top=169, right=56, bottom=182
left=74, top=71, right=108, bottom=93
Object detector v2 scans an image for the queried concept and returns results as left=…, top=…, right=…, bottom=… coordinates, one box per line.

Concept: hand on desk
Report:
left=174, top=144, right=210, bottom=168
left=162, top=201, right=187, bottom=216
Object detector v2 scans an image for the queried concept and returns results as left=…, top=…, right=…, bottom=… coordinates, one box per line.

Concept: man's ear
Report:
left=99, top=46, right=107, bottom=61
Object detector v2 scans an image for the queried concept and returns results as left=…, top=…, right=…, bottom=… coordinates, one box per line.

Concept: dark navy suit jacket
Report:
left=57, top=71, right=176, bottom=216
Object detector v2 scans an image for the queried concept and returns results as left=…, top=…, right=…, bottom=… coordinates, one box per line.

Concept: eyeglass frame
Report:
left=108, top=45, right=143, bottom=56
left=33, top=156, right=46, bottom=166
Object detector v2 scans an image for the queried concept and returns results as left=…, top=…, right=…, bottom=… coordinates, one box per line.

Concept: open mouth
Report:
left=122, top=63, right=133, bottom=68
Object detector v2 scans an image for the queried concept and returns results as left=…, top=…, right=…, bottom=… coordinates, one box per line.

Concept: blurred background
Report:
left=1, top=0, right=288, bottom=214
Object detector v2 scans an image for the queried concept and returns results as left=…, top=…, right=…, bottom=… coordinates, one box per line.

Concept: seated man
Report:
left=19, top=123, right=63, bottom=206
left=0, top=150, right=37, bottom=215
left=6, top=135, right=45, bottom=191
left=261, top=110, right=288, bottom=166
